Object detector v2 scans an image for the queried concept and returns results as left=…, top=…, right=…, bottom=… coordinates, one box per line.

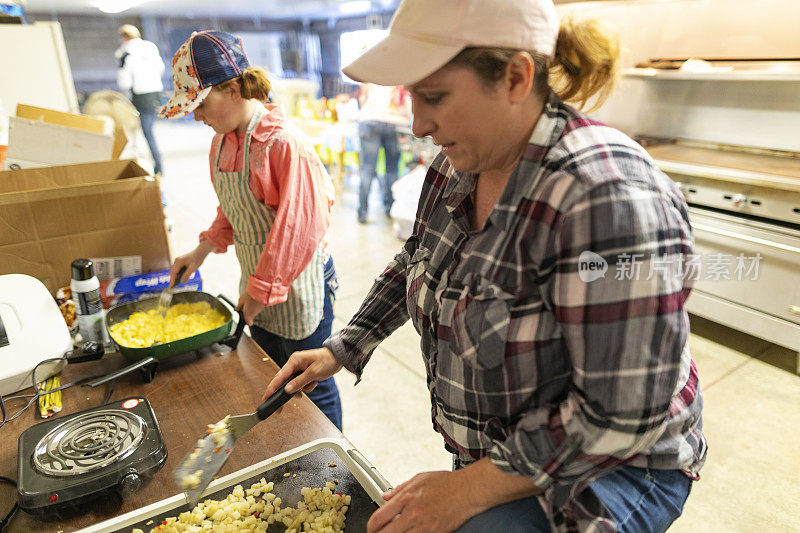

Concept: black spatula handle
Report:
left=256, top=371, right=303, bottom=421
left=173, top=265, right=188, bottom=287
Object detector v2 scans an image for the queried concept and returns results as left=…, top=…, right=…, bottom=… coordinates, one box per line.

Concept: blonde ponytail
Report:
left=549, top=17, right=619, bottom=111
left=217, top=67, right=272, bottom=101
left=447, top=17, right=619, bottom=111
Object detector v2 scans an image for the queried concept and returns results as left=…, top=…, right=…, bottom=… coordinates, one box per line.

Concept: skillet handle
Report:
left=256, top=371, right=302, bottom=421
left=85, top=356, right=159, bottom=388
left=217, top=294, right=246, bottom=349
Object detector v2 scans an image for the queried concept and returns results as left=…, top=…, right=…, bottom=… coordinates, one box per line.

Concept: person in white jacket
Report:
left=115, top=25, right=165, bottom=175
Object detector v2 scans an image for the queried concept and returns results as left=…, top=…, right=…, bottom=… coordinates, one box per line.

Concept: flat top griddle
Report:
left=77, top=439, right=391, bottom=533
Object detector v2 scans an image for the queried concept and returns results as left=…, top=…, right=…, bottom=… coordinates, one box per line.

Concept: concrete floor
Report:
left=154, top=120, right=800, bottom=532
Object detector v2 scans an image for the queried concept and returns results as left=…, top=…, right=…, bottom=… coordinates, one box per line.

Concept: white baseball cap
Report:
left=343, top=0, right=559, bottom=86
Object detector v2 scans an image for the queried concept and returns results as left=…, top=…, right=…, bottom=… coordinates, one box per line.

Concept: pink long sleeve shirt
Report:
left=199, top=104, right=335, bottom=307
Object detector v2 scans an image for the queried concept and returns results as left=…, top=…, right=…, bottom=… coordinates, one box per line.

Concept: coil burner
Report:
left=17, top=397, right=167, bottom=516
left=32, top=409, right=145, bottom=476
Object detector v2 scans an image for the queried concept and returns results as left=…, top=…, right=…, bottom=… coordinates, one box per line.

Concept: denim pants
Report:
left=137, top=107, right=163, bottom=175
left=456, top=465, right=692, bottom=533
left=249, top=258, right=343, bottom=430
left=358, top=120, right=400, bottom=219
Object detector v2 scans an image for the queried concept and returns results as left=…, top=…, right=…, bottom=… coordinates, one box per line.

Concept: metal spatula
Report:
left=158, top=265, right=187, bottom=315
left=173, top=372, right=300, bottom=507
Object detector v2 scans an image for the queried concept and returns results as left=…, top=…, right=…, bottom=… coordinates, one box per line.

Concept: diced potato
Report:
left=139, top=476, right=350, bottom=532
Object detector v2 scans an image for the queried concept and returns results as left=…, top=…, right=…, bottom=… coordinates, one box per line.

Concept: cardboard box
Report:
left=0, top=159, right=171, bottom=293
left=111, top=127, right=128, bottom=160
left=14, top=104, right=127, bottom=162
left=90, top=255, right=143, bottom=280
left=16, top=104, right=107, bottom=134
left=2, top=156, right=47, bottom=171
left=4, top=116, right=114, bottom=170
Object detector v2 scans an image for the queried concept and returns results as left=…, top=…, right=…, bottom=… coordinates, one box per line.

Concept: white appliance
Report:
left=0, top=274, right=71, bottom=396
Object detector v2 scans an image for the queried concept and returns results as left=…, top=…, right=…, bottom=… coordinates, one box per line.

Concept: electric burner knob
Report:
left=120, top=471, right=142, bottom=495
left=732, top=193, right=748, bottom=208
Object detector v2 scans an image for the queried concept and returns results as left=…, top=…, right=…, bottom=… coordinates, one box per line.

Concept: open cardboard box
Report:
left=3, top=104, right=127, bottom=170
left=0, top=159, right=171, bottom=293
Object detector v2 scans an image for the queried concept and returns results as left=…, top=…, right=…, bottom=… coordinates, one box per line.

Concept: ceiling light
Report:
left=339, top=1, right=372, bottom=15
left=96, top=0, right=152, bottom=14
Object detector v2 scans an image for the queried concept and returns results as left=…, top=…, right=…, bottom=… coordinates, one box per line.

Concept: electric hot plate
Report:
left=17, top=397, right=167, bottom=516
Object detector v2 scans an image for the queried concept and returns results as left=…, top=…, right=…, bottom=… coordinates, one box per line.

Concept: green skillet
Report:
left=105, top=291, right=245, bottom=362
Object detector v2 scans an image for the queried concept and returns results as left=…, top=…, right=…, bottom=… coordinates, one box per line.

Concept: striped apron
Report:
left=212, top=105, right=326, bottom=340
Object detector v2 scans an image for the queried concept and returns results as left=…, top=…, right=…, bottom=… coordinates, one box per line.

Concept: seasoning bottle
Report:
left=70, top=259, right=109, bottom=343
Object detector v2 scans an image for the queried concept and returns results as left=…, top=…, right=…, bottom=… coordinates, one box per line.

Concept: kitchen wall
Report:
left=24, top=8, right=394, bottom=102
left=24, top=12, right=317, bottom=100
left=560, top=0, right=800, bottom=152
left=25, top=1, right=800, bottom=149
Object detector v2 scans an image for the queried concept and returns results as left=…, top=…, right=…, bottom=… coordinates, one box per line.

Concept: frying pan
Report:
left=105, top=291, right=245, bottom=362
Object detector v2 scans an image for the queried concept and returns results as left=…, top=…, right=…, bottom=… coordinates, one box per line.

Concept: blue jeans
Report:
left=249, top=258, right=342, bottom=430
left=358, top=120, right=400, bottom=220
left=456, top=465, right=692, bottom=533
left=132, top=91, right=164, bottom=176
left=138, top=107, right=163, bottom=175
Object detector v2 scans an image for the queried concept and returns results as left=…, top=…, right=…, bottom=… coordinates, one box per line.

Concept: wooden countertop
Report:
left=0, top=335, right=341, bottom=532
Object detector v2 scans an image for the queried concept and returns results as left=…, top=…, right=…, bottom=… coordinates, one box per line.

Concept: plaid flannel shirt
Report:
left=325, top=93, right=706, bottom=532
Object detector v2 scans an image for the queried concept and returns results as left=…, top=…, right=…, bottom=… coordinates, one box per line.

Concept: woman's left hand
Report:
left=367, top=470, right=479, bottom=533
left=237, top=293, right=266, bottom=325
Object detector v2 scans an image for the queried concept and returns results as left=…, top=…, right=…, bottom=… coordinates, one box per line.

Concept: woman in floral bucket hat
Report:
left=162, top=31, right=342, bottom=430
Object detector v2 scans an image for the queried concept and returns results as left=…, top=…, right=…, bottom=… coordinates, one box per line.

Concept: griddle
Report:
left=77, top=439, right=391, bottom=533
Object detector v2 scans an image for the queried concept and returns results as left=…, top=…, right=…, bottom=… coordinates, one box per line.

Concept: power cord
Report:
left=102, top=379, right=116, bottom=406
left=0, top=357, right=67, bottom=430
left=0, top=359, right=117, bottom=529
left=0, top=475, right=18, bottom=531
left=0, top=357, right=116, bottom=431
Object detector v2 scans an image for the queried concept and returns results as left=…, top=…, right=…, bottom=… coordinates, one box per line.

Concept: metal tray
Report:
left=77, top=439, right=391, bottom=533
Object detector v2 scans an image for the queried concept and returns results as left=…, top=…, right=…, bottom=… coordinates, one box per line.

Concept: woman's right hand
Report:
left=262, top=348, right=343, bottom=400
left=170, top=241, right=214, bottom=286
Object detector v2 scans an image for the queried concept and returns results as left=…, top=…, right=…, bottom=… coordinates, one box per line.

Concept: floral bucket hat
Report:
left=159, top=31, right=251, bottom=119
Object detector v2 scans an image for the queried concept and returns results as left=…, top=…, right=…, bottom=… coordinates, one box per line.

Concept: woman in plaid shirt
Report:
left=265, top=0, right=706, bottom=531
